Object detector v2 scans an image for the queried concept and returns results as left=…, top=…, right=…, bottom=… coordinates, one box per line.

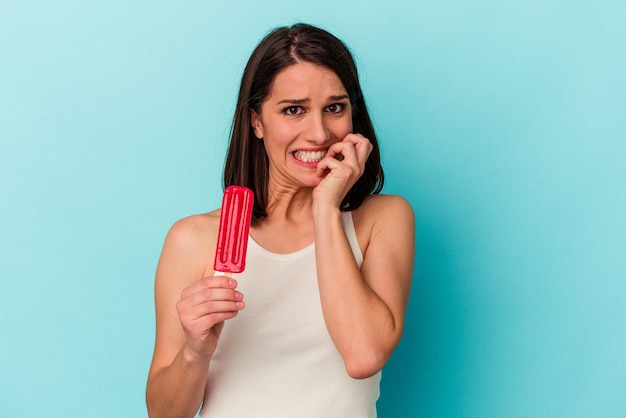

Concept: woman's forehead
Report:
left=264, top=62, right=347, bottom=103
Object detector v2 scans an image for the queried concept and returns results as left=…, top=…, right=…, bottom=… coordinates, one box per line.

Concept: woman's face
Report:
left=252, top=62, right=353, bottom=189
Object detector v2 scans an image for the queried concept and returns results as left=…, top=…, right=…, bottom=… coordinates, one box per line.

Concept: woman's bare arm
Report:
left=313, top=194, right=415, bottom=379
left=146, top=214, right=245, bottom=417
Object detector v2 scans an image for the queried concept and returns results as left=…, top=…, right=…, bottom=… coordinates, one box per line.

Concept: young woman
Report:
left=146, top=23, right=415, bottom=418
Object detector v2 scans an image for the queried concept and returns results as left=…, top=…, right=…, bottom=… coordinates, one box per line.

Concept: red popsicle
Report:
left=213, top=185, right=254, bottom=275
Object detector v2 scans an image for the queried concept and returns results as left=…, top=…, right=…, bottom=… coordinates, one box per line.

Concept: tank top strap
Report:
left=341, top=210, right=363, bottom=267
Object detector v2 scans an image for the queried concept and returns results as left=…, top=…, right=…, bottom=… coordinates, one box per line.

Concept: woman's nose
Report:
left=305, top=113, right=330, bottom=144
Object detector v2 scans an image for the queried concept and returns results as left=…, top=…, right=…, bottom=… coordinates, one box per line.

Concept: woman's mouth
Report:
left=293, top=149, right=327, bottom=163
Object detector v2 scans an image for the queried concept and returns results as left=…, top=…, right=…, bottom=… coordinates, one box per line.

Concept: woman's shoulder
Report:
left=355, top=194, right=414, bottom=220
left=170, top=210, right=221, bottom=232
left=164, top=210, right=221, bottom=253
left=352, top=194, right=414, bottom=250
left=157, top=210, right=223, bottom=281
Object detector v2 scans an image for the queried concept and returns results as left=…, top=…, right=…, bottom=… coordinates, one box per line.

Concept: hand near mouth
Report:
left=313, top=133, right=373, bottom=209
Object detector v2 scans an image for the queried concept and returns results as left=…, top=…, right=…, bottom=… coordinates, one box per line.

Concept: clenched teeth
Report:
left=294, top=150, right=326, bottom=163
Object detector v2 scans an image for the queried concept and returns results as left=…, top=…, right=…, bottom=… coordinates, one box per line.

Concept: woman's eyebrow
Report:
left=276, top=98, right=309, bottom=105
left=276, top=94, right=349, bottom=105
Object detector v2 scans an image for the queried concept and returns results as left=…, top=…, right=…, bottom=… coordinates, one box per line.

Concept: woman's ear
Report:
left=251, top=111, right=264, bottom=139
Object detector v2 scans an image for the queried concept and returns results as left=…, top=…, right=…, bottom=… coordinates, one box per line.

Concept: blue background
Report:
left=1, top=1, right=625, bottom=417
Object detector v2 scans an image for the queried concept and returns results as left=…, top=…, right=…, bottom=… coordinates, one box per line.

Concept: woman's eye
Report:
left=326, top=103, right=346, bottom=114
left=284, top=106, right=303, bottom=115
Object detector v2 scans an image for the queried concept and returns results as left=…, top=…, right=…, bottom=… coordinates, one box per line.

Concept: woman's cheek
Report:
left=333, top=118, right=353, bottom=140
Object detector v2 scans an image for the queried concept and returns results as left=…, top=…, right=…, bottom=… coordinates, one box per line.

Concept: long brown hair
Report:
left=223, top=23, right=384, bottom=222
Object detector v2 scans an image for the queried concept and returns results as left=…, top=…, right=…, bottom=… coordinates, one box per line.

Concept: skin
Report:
left=146, top=62, right=415, bottom=418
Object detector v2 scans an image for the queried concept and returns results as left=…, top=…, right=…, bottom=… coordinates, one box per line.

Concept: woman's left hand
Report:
left=313, top=133, right=373, bottom=208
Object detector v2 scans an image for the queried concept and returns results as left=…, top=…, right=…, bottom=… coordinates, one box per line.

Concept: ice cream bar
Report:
left=213, top=185, right=254, bottom=274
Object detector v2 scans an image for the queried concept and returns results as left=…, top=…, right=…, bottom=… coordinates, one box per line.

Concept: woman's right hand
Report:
left=176, top=276, right=245, bottom=361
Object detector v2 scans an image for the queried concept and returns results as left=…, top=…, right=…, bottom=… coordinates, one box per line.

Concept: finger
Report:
left=184, top=287, right=244, bottom=309
left=189, top=311, right=241, bottom=333
left=341, top=134, right=372, bottom=162
left=341, top=133, right=372, bottom=151
left=342, top=132, right=369, bottom=146
left=178, top=297, right=245, bottom=322
left=180, top=276, right=238, bottom=299
left=191, top=299, right=246, bottom=319
left=323, top=141, right=356, bottom=166
left=321, top=142, right=359, bottom=174
left=316, top=153, right=342, bottom=177
left=205, top=311, right=241, bottom=324
left=198, top=286, right=243, bottom=303
left=201, top=276, right=238, bottom=289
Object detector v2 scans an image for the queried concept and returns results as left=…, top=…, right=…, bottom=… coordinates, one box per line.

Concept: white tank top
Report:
left=200, top=211, right=381, bottom=417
